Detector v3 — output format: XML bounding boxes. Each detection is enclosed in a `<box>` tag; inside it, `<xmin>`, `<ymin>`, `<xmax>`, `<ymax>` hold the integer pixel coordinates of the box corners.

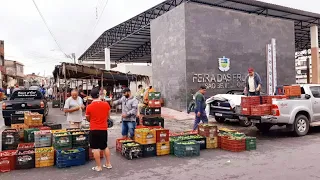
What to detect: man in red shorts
<box><xmin>86</xmin><ymin>88</ymin><xmax>112</xmax><ymax>172</ymax></box>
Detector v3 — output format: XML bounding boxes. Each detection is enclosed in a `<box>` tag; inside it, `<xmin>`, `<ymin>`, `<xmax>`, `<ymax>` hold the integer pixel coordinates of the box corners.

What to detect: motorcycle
<box><xmin>187</xmin><ymin>94</ymin><xmax>196</xmax><ymax>114</ymax></box>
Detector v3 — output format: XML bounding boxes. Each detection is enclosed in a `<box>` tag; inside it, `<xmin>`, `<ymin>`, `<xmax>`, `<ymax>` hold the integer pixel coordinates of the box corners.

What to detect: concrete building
<box><xmin>4</xmin><ymin>59</ymin><xmax>24</xmax><ymax>87</ymax></box>
<box><xmin>78</xmin><ymin>0</ymin><xmax>320</xmax><ymax>111</ymax></box>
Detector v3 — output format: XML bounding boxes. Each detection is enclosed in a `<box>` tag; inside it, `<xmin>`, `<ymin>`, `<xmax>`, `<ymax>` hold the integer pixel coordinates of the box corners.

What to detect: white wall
<box><xmin>111</xmin><ymin>63</ymin><xmax>152</xmax><ymax>94</ymax></box>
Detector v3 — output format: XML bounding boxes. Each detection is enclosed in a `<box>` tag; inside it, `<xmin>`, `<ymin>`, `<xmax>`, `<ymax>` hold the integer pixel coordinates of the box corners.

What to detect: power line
<box><xmin>31</xmin><ymin>0</ymin><xmax>71</xmax><ymax>59</ymax></box>
<box><xmin>78</xmin><ymin>0</ymin><xmax>109</xmax><ymax>55</ymax></box>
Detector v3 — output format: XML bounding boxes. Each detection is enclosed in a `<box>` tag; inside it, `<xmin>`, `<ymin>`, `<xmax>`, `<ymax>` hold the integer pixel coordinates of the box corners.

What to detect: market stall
<box><xmin>52</xmin><ymin>62</ymin><xmax>149</xmax><ymax>109</ymax></box>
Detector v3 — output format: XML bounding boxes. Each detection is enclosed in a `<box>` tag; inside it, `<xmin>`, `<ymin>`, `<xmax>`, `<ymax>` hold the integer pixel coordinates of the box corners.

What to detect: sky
<box><xmin>0</xmin><ymin>0</ymin><xmax>319</xmax><ymax>76</ymax></box>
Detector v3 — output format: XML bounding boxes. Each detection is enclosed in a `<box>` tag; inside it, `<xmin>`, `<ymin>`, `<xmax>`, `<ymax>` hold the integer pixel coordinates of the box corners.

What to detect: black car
<box><xmin>2</xmin><ymin>90</ymin><xmax>49</xmax><ymax>126</ymax></box>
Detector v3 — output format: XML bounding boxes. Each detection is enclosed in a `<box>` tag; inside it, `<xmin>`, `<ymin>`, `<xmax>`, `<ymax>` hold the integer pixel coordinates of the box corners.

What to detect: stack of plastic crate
<box><xmin>134</xmin><ymin>128</ymin><xmax>156</xmax><ymax>158</ymax></box>
<box><xmin>52</xmin><ymin>132</ymin><xmax>72</xmax><ymax>150</ymax></box>
<box><xmin>198</xmin><ymin>124</ymin><xmax>218</xmax><ymax>149</ymax></box>
<box><xmin>154</xmin><ymin>128</ymin><xmax>170</xmax><ymax>156</ymax></box>
<box><xmin>2</xmin><ymin>129</ymin><xmax>20</xmax><ymax>150</ymax></box>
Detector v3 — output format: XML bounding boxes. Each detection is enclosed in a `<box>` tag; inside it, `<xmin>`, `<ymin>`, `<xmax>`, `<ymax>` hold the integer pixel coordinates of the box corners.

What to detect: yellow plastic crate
<box><xmin>134</xmin><ymin>128</ymin><xmax>156</xmax><ymax>145</ymax></box>
<box><xmin>35</xmin><ymin>147</ymin><xmax>54</xmax><ymax>168</ymax></box>
<box><xmin>24</xmin><ymin>112</ymin><xmax>43</xmax><ymax>126</ymax></box>
<box><xmin>51</xmin><ymin>129</ymin><xmax>67</xmax><ymax>134</ymax></box>
<box><xmin>206</xmin><ymin>137</ymin><xmax>218</xmax><ymax>149</ymax></box>
<box><xmin>156</xmin><ymin>142</ymin><xmax>170</xmax><ymax>156</ymax></box>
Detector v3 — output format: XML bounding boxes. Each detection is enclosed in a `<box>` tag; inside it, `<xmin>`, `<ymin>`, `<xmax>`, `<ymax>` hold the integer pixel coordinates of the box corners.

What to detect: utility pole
<box><xmin>71</xmin><ymin>53</ymin><xmax>76</xmax><ymax>64</ymax></box>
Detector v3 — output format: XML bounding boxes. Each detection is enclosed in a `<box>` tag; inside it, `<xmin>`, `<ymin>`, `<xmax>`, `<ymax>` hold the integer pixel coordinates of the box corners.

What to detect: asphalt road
<box><xmin>1</xmin><ymin>105</ymin><xmax>320</xmax><ymax>180</ymax></box>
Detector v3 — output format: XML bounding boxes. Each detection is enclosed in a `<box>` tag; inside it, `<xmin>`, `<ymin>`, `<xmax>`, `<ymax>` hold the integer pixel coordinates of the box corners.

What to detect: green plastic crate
<box><xmin>174</xmin><ymin>140</ymin><xmax>200</xmax><ymax>157</ymax></box>
<box><xmin>53</xmin><ymin>132</ymin><xmax>72</xmax><ymax>150</ymax></box>
<box><xmin>148</xmin><ymin>92</ymin><xmax>161</xmax><ymax>100</ymax></box>
<box><xmin>245</xmin><ymin>137</ymin><xmax>256</xmax><ymax>151</ymax></box>
<box><xmin>24</xmin><ymin>128</ymin><xmax>40</xmax><ymax>143</ymax></box>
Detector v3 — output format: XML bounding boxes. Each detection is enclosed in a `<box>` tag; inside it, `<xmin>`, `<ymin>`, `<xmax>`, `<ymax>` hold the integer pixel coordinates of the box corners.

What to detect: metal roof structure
<box><xmin>78</xmin><ymin>0</ymin><xmax>320</xmax><ymax>62</ymax></box>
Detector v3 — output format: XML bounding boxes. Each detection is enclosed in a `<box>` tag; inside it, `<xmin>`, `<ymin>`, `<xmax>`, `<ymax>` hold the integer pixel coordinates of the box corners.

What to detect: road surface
<box><xmin>1</xmin><ymin>104</ymin><xmax>320</xmax><ymax>180</ymax></box>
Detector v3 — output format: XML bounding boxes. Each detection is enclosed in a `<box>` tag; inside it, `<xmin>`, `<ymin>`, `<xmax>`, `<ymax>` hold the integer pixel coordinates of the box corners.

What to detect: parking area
<box><xmin>1</xmin><ymin>105</ymin><xmax>320</xmax><ymax>180</ymax></box>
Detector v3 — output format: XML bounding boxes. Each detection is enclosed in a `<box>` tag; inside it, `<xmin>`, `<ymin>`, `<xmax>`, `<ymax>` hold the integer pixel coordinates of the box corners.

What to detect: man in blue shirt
<box><xmin>193</xmin><ymin>86</ymin><xmax>208</xmax><ymax>130</ymax></box>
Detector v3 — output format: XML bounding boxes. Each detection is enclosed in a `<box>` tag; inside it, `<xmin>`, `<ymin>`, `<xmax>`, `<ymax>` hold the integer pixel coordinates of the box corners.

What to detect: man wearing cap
<box><xmin>193</xmin><ymin>85</ymin><xmax>208</xmax><ymax>130</ymax></box>
<box><xmin>245</xmin><ymin>68</ymin><xmax>262</xmax><ymax>96</ymax></box>
<box><xmin>111</xmin><ymin>88</ymin><xmax>138</xmax><ymax>139</ymax></box>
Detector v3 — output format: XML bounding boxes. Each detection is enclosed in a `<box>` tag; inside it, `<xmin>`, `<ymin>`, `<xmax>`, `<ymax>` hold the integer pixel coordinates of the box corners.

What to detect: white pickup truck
<box><xmin>240</xmin><ymin>84</ymin><xmax>320</xmax><ymax>136</ymax></box>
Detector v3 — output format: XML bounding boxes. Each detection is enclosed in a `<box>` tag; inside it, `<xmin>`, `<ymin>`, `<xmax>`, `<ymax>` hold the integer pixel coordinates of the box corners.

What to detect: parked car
<box><xmin>2</xmin><ymin>90</ymin><xmax>49</xmax><ymax>126</ymax></box>
<box><xmin>240</xmin><ymin>84</ymin><xmax>320</xmax><ymax>136</ymax></box>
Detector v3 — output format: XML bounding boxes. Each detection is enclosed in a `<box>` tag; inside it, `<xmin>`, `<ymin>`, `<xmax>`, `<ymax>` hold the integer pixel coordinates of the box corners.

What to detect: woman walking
<box><xmin>64</xmin><ymin>89</ymin><xmax>84</xmax><ymax>128</ymax></box>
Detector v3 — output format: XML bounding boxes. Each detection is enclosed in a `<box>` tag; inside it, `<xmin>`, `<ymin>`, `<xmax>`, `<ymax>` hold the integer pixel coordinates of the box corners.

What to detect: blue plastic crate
<box><xmin>56</xmin><ymin>148</ymin><xmax>86</xmax><ymax>168</ymax></box>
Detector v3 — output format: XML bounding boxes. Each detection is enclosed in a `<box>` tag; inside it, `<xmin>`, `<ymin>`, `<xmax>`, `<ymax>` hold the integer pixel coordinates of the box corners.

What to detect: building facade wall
<box><xmin>185</xmin><ymin>2</ymin><xmax>295</xmax><ymax>99</ymax></box>
<box><xmin>151</xmin><ymin>4</ymin><xmax>187</xmax><ymax>110</ymax></box>
<box><xmin>151</xmin><ymin>2</ymin><xmax>295</xmax><ymax>111</ymax></box>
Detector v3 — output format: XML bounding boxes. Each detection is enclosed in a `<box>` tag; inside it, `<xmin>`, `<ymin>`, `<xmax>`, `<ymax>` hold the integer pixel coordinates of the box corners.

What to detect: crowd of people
<box><xmin>62</xmin><ymin>84</ymin><xmax>157</xmax><ymax>171</ymax></box>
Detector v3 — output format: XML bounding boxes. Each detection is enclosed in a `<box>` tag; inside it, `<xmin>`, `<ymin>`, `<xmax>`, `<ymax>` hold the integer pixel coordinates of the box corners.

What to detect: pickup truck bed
<box><xmin>2</xmin><ymin>90</ymin><xmax>48</xmax><ymax>126</ymax></box>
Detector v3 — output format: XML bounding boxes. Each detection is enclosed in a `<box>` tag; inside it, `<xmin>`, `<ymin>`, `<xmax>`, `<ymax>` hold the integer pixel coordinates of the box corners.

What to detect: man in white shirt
<box><xmin>48</xmin><ymin>87</ymin><xmax>53</xmax><ymax>99</ymax></box>
<box><xmin>245</xmin><ymin>68</ymin><xmax>262</xmax><ymax>96</ymax></box>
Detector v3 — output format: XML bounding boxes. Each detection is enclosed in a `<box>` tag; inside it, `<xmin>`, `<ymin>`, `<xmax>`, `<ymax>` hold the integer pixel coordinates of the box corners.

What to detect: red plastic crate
<box><xmin>0</xmin><ymin>150</ymin><xmax>17</xmax><ymax>172</ymax></box>
<box><xmin>221</xmin><ymin>137</ymin><xmax>245</xmax><ymax>152</ymax></box>
<box><xmin>148</xmin><ymin>100</ymin><xmax>161</xmax><ymax>108</ymax></box>
<box><xmin>251</xmin><ymin>104</ymin><xmax>271</xmax><ymax>116</ymax></box>
<box><xmin>38</xmin><ymin>126</ymin><xmax>51</xmax><ymax>130</ymax></box>
<box><xmin>284</xmin><ymin>86</ymin><xmax>301</xmax><ymax>97</ymax></box>
<box><xmin>241</xmin><ymin>96</ymin><xmax>260</xmax><ymax>106</ymax></box>
<box><xmin>241</xmin><ymin>105</ymin><xmax>251</xmax><ymax>115</ymax></box>
<box><xmin>198</xmin><ymin>124</ymin><xmax>218</xmax><ymax>137</ymax></box>
<box><xmin>17</xmin><ymin>143</ymin><xmax>35</xmax><ymax>151</ymax></box>
<box><xmin>155</xmin><ymin>129</ymin><xmax>169</xmax><ymax>143</ymax></box>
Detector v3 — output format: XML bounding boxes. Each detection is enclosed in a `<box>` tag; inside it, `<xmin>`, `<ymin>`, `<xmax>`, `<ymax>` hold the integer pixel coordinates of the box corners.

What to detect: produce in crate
<box><xmin>121</xmin><ymin>142</ymin><xmax>142</xmax><ymax>160</ymax></box>
<box><xmin>116</xmin><ymin>138</ymin><xmax>134</xmax><ymax>152</ymax></box>
<box><xmin>134</xmin><ymin>128</ymin><xmax>156</xmax><ymax>145</ymax></box>
<box><xmin>56</xmin><ymin>148</ymin><xmax>86</xmax><ymax>168</ymax></box>
<box><xmin>53</xmin><ymin>132</ymin><xmax>72</xmax><ymax>150</ymax></box>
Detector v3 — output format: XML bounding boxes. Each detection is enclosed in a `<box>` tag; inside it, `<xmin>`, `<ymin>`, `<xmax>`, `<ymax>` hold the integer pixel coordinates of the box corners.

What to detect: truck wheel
<box><xmin>255</xmin><ymin>124</ymin><xmax>273</xmax><ymax>133</ymax></box>
<box><xmin>215</xmin><ymin>117</ymin><xmax>225</xmax><ymax>123</ymax></box>
<box><xmin>293</xmin><ymin>115</ymin><xmax>309</xmax><ymax>136</ymax></box>
<box><xmin>239</xmin><ymin>119</ymin><xmax>252</xmax><ymax>127</ymax></box>
<box><xmin>4</xmin><ymin>118</ymin><xmax>11</xmax><ymax>126</ymax></box>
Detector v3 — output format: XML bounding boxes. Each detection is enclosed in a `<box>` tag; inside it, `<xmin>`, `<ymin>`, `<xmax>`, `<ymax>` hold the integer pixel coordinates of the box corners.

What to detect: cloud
<box><xmin>0</xmin><ymin>0</ymin><xmax>319</xmax><ymax>75</ymax></box>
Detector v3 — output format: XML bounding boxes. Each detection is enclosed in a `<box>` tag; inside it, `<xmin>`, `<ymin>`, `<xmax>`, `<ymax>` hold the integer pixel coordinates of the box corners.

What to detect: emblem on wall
<box><xmin>218</xmin><ymin>56</ymin><xmax>230</xmax><ymax>72</ymax></box>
